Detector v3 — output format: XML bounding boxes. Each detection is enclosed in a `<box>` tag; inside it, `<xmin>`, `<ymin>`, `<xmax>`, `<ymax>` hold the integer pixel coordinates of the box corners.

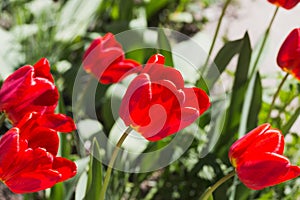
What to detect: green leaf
<box><xmin>282</xmin><ymin>106</ymin><xmax>300</xmax><ymax>134</ymax></box>
<box><xmin>85</xmin><ymin>138</ymin><xmax>103</xmax><ymax>200</ymax></box>
<box><xmin>49</xmin><ymin>183</ymin><xmax>65</xmax><ymax>200</ymax></box>
<box><xmin>158</xmin><ymin>28</ymin><xmax>174</xmax><ymax>67</ymax></box>
<box><xmin>118</xmin><ymin>0</ymin><xmax>134</xmax><ymax>21</ymax></box>
<box><xmin>214</xmin><ymin>32</ymin><xmax>252</xmax><ymax>156</ymax></box>
<box><xmin>238</xmin><ymin>72</ymin><xmax>262</xmax><ymax>138</ymax></box>
<box><xmin>246</xmin><ymin>72</ymin><xmax>262</xmax><ymax>131</ymax></box>
<box><xmin>204</xmin><ymin>38</ymin><xmax>243</xmax><ymax>88</ymax></box>
<box><xmin>146</xmin><ymin>0</ymin><xmax>170</xmax><ymax>19</ymax></box>
<box><xmin>224</xmin><ymin>32</ymin><xmax>252</xmax><ymax>132</ymax></box>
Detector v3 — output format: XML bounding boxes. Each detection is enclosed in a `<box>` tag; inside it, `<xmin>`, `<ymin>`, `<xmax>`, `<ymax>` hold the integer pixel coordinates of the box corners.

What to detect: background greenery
<box><xmin>0</xmin><ymin>0</ymin><xmax>299</xmax><ymax>199</ymax></box>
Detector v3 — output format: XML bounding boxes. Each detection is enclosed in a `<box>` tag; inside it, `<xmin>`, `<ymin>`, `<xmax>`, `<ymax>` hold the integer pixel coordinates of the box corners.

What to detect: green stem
<box><xmin>0</xmin><ymin>113</ymin><xmax>5</xmax><ymax>127</ymax></box>
<box><xmin>202</xmin><ymin>0</ymin><xmax>232</xmax><ymax>74</ymax></box>
<box><xmin>99</xmin><ymin>126</ymin><xmax>132</xmax><ymax>200</ymax></box>
<box><xmin>249</xmin><ymin>6</ymin><xmax>279</xmax><ymax>79</ymax></box>
<box><xmin>200</xmin><ymin>171</ymin><xmax>236</xmax><ymax>200</ymax></box>
<box><xmin>265</xmin><ymin>72</ymin><xmax>289</xmax><ymax>122</ymax></box>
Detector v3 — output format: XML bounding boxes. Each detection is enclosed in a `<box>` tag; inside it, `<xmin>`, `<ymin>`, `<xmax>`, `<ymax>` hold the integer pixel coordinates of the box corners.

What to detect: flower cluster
<box><xmin>0</xmin><ymin>59</ymin><xmax>77</xmax><ymax>194</ymax></box>
<box><xmin>83</xmin><ymin>33</ymin><xmax>210</xmax><ymax>142</ymax></box>
<box><xmin>83</xmin><ymin>8</ymin><xmax>300</xmax><ymax>194</ymax></box>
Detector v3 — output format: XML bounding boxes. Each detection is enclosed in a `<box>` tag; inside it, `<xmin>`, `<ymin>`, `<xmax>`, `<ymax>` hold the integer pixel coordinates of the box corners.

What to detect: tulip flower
<box><xmin>119</xmin><ymin>54</ymin><xmax>210</xmax><ymax>141</ymax></box>
<box><xmin>267</xmin><ymin>0</ymin><xmax>300</xmax><ymax>9</ymax></box>
<box><xmin>229</xmin><ymin>124</ymin><xmax>300</xmax><ymax>190</ymax></box>
<box><xmin>17</xmin><ymin>112</ymin><xmax>76</xmax><ymax>133</ymax></box>
<box><xmin>0</xmin><ymin>58</ymin><xmax>59</xmax><ymax>124</ymax></box>
<box><xmin>0</xmin><ymin>128</ymin><xmax>77</xmax><ymax>194</ymax></box>
<box><xmin>15</xmin><ymin>112</ymin><xmax>76</xmax><ymax>156</ymax></box>
<box><xmin>277</xmin><ymin>28</ymin><xmax>300</xmax><ymax>80</ymax></box>
<box><xmin>83</xmin><ymin>33</ymin><xmax>141</xmax><ymax>84</ymax></box>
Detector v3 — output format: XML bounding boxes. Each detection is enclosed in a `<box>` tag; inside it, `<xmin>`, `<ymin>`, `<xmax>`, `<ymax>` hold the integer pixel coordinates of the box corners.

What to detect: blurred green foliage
<box><xmin>0</xmin><ymin>0</ymin><xmax>299</xmax><ymax>200</ymax></box>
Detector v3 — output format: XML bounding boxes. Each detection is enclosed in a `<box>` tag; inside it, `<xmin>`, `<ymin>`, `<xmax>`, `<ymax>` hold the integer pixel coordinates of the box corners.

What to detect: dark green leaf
<box><xmin>146</xmin><ymin>0</ymin><xmax>170</xmax><ymax>19</ymax></box>
<box><xmin>119</xmin><ymin>0</ymin><xmax>134</xmax><ymax>21</ymax></box>
<box><xmin>204</xmin><ymin>38</ymin><xmax>243</xmax><ymax>88</ymax></box>
<box><xmin>238</xmin><ymin>72</ymin><xmax>262</xmax><ymax>138</ymax></box>
<box><xmin>246</xmin><ymin>72</ymin><xmax>262</xmax><ymax>131</ymax></box>
<box><xmin>214</xmin><ymin>32</ymin><xmax>252</xmax><ymax>157</ymax></box>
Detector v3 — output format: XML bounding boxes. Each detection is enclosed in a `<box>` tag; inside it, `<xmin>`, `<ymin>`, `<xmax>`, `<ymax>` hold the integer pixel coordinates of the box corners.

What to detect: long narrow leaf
<box><xmin>205</xmin><ymin>38</ymin><xmax>243</xmax><ymax>88</ymax></box>
<box><xmin>238</xmin><ymin>72</ymin><xmax>262</xmax><ymax>138</ymax></box>
<box><xmin>214</xmin><ymin>32</ymin><xmax>252</xmax><ymax>156</ymax></box>
<box><xmin>282</xmin><ymin>106</ymin><xmax>300</xmax><ymax>134</ymax></box>
<box><xmin>85</xmin><ymin>138</ymin><xmax>103</xmax><ymax>200</ymax></box>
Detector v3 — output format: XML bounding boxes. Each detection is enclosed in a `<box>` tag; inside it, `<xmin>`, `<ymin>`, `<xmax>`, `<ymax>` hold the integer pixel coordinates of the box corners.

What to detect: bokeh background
<box><xmin>0</xmin><ymin>0</ymin><xmax>300</xmax><ymax>199</ymax></box>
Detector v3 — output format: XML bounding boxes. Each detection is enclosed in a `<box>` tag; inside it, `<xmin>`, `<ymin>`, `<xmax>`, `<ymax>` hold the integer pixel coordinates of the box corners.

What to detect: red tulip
<box><xmin>0</xmin><ymin>128</ymin><xmax>76</xmax><ymax>194</ymax></box>
<box><xmin>229</xmin><ymin>124</ymin><xmax>300</xmax><ymax>190</ymax></box>
<box><xmin>0</xmin><ymin>58</ymin><xmax>59</xmax><ymax>124</ymax></box>
<box><xmin>15</xmin><ymin>112</ymin><xmax>76</xmax><ymax>155</ymax></box>
<box><xmin>83</xmin><ymin>33</ymin><xmax>141</xmax><ymax>84</ymax></box>
<box><xmin>18</xmin><ymin>112</ymin><xmax>76</xmax><ymax>133</ymax></box>
<box><xmin>267</xmin><ymin>0</ymin><xmax>300</xmax><ymax>9</ymax></box>
<box><xmin>277</xmin><ymin>28</ymin><xmax>300</xmax><ymax>80</ymax></box>
<box><xmin>119</xmin><ymin>54</ymin><xmax>210</xmax><ymax>141</ymax></box>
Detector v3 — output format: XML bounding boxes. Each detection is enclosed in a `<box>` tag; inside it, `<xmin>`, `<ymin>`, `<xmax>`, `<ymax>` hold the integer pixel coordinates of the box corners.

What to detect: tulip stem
<box><xmin>249</xmin><ymin>6</ymin><xmax>279</xmax><ymax>79</ymax></box>
<box><xmin>99</xmin><ymin>126</ymin><xmax>132</xmax><ymax>200</ymax></box>
<box><xmin>266</xmin><ymin>72</ymin><xmax>289</xmax><ymax>122</ymax></box>
<box><xmin>201</xmin><ymin>0</ymin><xmax>232</xmax><ymax>74</ymax></box>
<box><xmin>199</xmin><ymin>170</ymin><xmax>236</xmax><ymax>200</ymax></box>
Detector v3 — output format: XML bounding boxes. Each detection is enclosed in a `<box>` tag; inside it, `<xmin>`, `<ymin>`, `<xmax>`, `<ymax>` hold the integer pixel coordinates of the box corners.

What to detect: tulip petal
<box><xmin>142</xmin><ymin>64</ymin><xmax>185</xmax><ymax>90</ymax></box>
<box><xmin>236</xmin><ymin>152</ymin><xmax>300</xmax><ymax>190</ymax></box>
<box><xmin>53</xmin><ymin>157</ymin><xmax>77</xmax><ymax>182</ymax></box>
<box><xmin>0</xmin><ymin>129</ymin><xmax>19</xmax><ymax>177</ymax></box>
<box><xmin>248</xmin><ymin>129</ymin><xmax>284</xmax><ymax>155</ymax></box>
<box><xmin>120</xmin><ymin>74</ymin><xmax>152</xmax><ymax>127</ymax></box>
<box><xmin>5</xmin><ymin>170</ymin><xmax>61</xmax><ymax>194</ymax></box>
<box><xmin>21</xmin><ymin>127</ymin><xmax>59</xmax><ymax>155</ymax></box>
<box><xmin>0</xmin><ymin>62</ymin><xmax>59</xmax><ymax>124</ymax></box>
<box><xmin>100</xmin><ymin>59</ymin><xmax>141</xmax><ymax>84</ymax></box>
<box><xmin>146</xmin><ymin>54</ymin><xmax>165</xmax><ymax>64</ymax></box>
<box><xmin>37</xmin><ymin>113</ymin><xmax>76</xmax><ymax>132</ymax></box>
<box><xmin>33</xmin><ymin>58</ymin><xmax>54</xmax><ymax>83</ymax></box>
<box><xmin>278</xmin><ymin>165</ymin><xmax>300</xmax><ymax>184</ymax></box>
<box><xmin>183</xmin><ymin>88</ymin><xmax>210</xmax><ymax>114</ymax></box>
<box><xmin>229</xmin><ymin>124</ymin><xmax>270</xmax><ymax>162</ymax></box>
<box><xmin>83</xmin><ymin>33</ymin><xmax>122</xmax><ymax>60</ymax></box>
<box><xmin>83</xmin><ymin>33</ymin><xmax>141</xmax><ymax>84</ymax></box>
<box><xmin>267</xmin><ymin>0</ymin><xmax>300</xmax><ymax>9</ymax></box>
<box><xmin>277</xmin><ymin>28</ymin><xmax>300</xmax><ymax>80</ymax></box>
<box><xmin>0</xmin><ymin>66</ymin><xmax>32</xmax><ymax>106</ymax></box>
